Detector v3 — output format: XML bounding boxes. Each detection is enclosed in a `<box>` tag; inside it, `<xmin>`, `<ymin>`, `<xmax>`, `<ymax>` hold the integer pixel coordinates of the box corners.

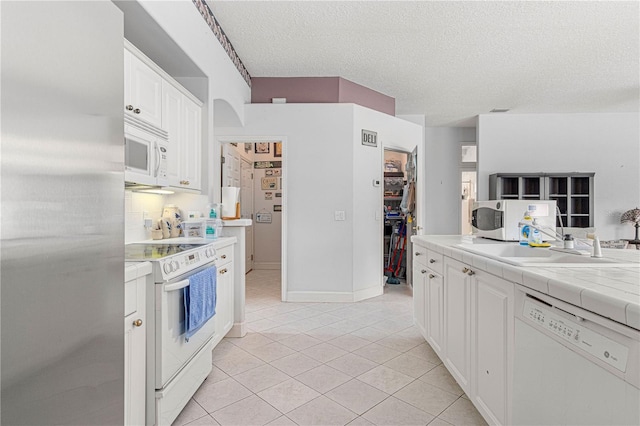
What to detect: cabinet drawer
<box><xmin>425</xmin><ymin>249</ymin><xmax>444</xmax><ymax>274</ymax></box>
<box><xmin>215</xmin><ymin>245</ymin><xmax>233</xmax><ymax>267</ymax></box>
<box><xmin>414</xmin><ymin>246</ymin><xmax>429</xmax><ymax>266</ymax></box>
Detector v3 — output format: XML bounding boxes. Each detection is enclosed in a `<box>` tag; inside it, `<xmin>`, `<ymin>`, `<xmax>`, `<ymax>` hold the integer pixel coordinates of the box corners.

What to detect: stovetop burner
<box><xmin>124</xmin><ymin>243</ymin><xmax>208</xmax><ymax>260</ymax></box>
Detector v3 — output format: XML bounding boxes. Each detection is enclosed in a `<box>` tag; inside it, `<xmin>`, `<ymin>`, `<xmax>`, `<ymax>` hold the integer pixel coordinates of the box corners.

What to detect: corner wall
<box><xmin>477</xmin><ymin>113</ymin><xmax>640</xmax><ymax>239</ymax></box>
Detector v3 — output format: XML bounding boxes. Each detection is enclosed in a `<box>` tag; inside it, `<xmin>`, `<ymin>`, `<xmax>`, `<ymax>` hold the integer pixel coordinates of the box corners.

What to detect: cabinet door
<box><xmin>413</xmin><ymin>263</ymin><xmax>427</xmax><ymax>337</ymax></box>
<box><xmin>443</xmin><ymin>257</ymin><xmax>471</xmax><ymax>392</ymax></box>
<box><xmin>216</xmin><ymin>263</ymin><xmax>234</xmax><ymax>337</ymax></box>
<box><xmin>128</xmin><ymin>53</ymin><xmax>162</xmax><ymax>127</ymax></box>
<box><xmin>124</xmin><ymin>277</ymin><xmax>146</xmax><ymax>426</ymax></box>
<box><xmin>426</xmin><ymin>271</ymin><xmax>444</xmax><ymax>356</ymax></box>
<box><xmin>180</xmin><ymin>96</ymin><xmax>202</xmax><ymax>190</ymax></box>
<box><xmin>472</xmin><ymin>272</ymin><xmax>513</xmax><ymax>426</ymax></box>
<box><xmin>162</xmin><ymin>81</ymin><xmax>182</xmax><ymax>187</ymax></box>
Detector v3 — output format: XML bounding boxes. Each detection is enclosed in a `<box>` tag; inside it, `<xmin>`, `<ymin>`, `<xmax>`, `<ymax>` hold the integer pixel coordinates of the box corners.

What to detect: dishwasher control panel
<box><xmin>524</xmin><ymin>299</ymin><xmax>629</xmax><ymax>372</ymax></box>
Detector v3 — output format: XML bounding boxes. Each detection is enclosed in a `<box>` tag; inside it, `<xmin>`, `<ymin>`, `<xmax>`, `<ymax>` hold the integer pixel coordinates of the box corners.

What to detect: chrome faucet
<box><xmin>517</xmin><ymin>219</ymin><xmax>602</xmax><ymax>258</ymax></box>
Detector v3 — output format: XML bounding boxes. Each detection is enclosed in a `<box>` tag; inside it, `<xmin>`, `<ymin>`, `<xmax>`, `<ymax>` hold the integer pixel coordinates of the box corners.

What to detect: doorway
<box><xmin>221</xmin><ymin>138</ymin><xmax>287</xmax><ymax>300</ymax></box>
<box><xmin>383</xmin><ymin>148</ymin><xmax>416</xmax><ymax>287</ymax></box>
<box><xmin>460</xmin><ymin>143</ymin><xmax>477</xmax><ymax>235</ymax></box>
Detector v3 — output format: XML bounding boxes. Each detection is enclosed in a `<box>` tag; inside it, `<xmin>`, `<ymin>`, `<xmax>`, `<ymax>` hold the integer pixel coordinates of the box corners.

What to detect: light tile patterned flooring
<box><xmin>173</xmin><ymin>270</ymin><xmax>487</xmax><ymax>426</ymax></box>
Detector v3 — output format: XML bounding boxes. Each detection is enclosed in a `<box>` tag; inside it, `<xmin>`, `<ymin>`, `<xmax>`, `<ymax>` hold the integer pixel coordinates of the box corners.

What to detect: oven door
<box><xmin>155</xmin><ymin>262</ymin><xmax>218</xmax><ymax>388</ymax></box>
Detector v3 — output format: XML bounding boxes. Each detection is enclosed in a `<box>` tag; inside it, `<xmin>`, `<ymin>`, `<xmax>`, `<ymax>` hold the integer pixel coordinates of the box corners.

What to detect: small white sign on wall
<box><xmin>256</xmin><ymin>212</ymin><xmax>272</xmax><ymax>223</ymax></box>
<box><xmin>362</xmin><ymin>129</ymin><xmax>377</xmax><ymax>147</ymax></box>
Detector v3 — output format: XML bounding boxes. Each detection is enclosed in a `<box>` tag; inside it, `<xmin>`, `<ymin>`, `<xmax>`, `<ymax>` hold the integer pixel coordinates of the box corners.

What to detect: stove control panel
<box><xmin>157</xmin><ymin>245</ymin><xmax>216</xmax><ymax>281</ymax></box>
<box><xmin>523</xmin><ymin>299</ymin><xmax>629</xmax><ymax>372</ymax></box>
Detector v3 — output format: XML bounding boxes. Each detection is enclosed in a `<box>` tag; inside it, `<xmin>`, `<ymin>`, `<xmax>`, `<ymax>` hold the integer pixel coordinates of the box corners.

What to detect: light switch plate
<box><xmin>334</xmin><ymin>210</ymin><xmax>346</xmax><ymax>221</ymax></box>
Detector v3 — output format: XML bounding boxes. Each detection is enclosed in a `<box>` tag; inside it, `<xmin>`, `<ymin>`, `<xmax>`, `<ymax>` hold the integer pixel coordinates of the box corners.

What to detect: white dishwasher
<box><xmin>513</xmin><ymin>285</ymin><xmax>640</xmax><ymax>426</ymax></box>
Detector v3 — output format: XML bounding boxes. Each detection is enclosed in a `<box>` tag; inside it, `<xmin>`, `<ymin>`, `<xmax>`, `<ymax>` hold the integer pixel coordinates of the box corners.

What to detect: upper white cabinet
<box><xmin>124</xmin><ymin>49</ymin><xmax>162</xmax><ymax>128</ymax></box>
<box><xmin>161</xmin><ymin>82</ymin><xmax>202</xmax><ymax>190</ymax></box>
<box><xmin>126</xmin><ymin>41</ymin><xmax>203</xmax><ymax>192</ymax></box>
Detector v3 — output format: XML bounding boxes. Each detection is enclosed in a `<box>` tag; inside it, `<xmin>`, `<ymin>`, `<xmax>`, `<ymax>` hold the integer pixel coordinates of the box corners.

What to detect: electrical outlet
<box><xmin>334</xmin><ymin>211</ymin><xmax>346</xmax><ymax>221</ymax></box>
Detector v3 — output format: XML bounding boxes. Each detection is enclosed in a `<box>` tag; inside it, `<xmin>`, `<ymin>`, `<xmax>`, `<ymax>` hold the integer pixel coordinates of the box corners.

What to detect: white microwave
<box><xmin>472</xmin><ymin>200</ymin><xmax>557</xmax><ymax>241</ymax></box>
<box><xmin>124</xmin><ymin>117</ymin><xmax>169</xmax><ymax>187</ymax></box>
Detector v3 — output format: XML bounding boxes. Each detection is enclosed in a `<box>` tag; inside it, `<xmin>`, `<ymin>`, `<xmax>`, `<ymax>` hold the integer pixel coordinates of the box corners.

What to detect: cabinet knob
<box><xmin>133</xmin><ymin>319</ymin><xmax>143</xmax><ymax>327</ymax></box>
<box><xmin>428</xmin><ymin>274</ymin><xmax>435</xmax><ymax>279</ymax></box>
<box><xmin>415</xmin><ymin>252</ymin><xmax>423</xmax><ymax>256</ymax></box>
<box><xmin>467</xmin><ymin>270</ymin><xmax>475</xmax><ymax>276</ymax></box>
<box><xmin>133</xmin><ymin>108</ymin><xmax>141</xmax><ymax>114</ymax></box>
<box><xmin>180</xmin><ymin>180</ymin><xmax>190</xmax><ymax>185</ymax></box>
<box><xmin>221</xmin><ymin>254</ymin><xmax>227</xmax><ymax>259</ymax></box>
<box><xmin>421</xmin><ymin>269</ymin><xmax>427</xmax><ymax>274</ymax></box>
<box><xmin>125</xmin><ymin>105</ymin><xmax>133</xmax><ymax>111</ymax></box>
<box><xmin>429</xmin><ymin>258</ymin><xmax>436</xmax><ymax>264</ymax></box>
<box><xmin>462</xmin><ymin>267</ymin><xmax>470</xmax><ymax>273</ymax></box>
<box><xmin>219</xmin><ymin>268</ymin><xmax>228</xmax><ymax>274</ymax></box>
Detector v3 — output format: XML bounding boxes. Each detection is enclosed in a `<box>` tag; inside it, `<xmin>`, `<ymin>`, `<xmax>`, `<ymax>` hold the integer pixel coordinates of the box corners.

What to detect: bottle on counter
<box><xmin>519</xmin><ymin>211</ymin><xmax>532</xmax><ymax>246</ymax></box>
<box><xmin>529</xmin><ymin>218</ymin><xmax>543</xmax><ymax>245</ymax></box>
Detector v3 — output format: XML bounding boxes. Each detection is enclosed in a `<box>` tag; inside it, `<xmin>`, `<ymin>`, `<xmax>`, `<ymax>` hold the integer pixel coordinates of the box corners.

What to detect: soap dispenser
<box><xmin>529</xmin><ymin>218</ymin><xmax>542</xmax><ymax>245</ymax></box>
<box><xmin>519</xmin><ymin>211</ymin><xmax>532</xmax><ymax>246</ymax></box>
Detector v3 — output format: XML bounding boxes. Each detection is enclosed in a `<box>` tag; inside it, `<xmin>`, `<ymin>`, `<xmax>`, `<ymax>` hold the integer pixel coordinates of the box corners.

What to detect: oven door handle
<box><xmin>164</xmin><ymin>278</ymin><xmax>190</xmax><ymax>292</ymax></box>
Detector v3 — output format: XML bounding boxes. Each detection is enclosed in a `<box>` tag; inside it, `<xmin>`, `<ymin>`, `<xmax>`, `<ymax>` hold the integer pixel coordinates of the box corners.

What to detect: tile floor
<box><xmin>173</xmin><ymin>270</ymin><xmax>487</xmax><ymax>426</ymax></box>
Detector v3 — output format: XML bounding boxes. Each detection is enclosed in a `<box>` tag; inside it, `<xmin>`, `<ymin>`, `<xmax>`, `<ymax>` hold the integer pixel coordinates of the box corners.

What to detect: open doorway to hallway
<box><xmin>460</xmin><ymin>144</ymin><xmax>477</xmax><ymax>235</ymax></box>
<box><xmin>221</xmin><ymin>140</ymin><xmax>286</xmax><ymax>299</ymax></box>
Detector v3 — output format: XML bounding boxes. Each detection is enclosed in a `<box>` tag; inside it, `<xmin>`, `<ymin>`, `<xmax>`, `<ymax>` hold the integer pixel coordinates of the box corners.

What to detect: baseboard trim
<box><xmin>286</xmin><ymin>286</ymin><xmax>383</xmax><ymax>303</ymax></box>
<box><xmin>353</xmin><ymin>285</ymin><xmax>383</xmax><ymax>302</ymax></box>
<box><xmin>253</xmin><ymin>262</ymin><xmax>281</xmax><ymax>270</ymax></box>
<box><xmin>226</xmin><ymin>322</ymin><xmax>246</xmax><ymax>338</ymax></box>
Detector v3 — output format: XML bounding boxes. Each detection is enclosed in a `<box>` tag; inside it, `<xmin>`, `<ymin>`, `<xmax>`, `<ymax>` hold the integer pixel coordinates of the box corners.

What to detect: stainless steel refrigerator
<box><xmin>1</xmin><ymin>1</ymin><xmax>125</xmax><ymax>424</ymax></box>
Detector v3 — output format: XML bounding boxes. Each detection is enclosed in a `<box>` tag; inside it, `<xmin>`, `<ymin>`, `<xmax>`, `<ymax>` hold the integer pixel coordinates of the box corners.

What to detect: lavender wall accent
<box><xmin>251</xmin><ymin>77</ymin><xmax>396</xmax><ymax>116</ymax></box>
<box><xmin>338</xmin><ymin>78</ymin><xmax>395</xmax><ymax>116</ymax></box>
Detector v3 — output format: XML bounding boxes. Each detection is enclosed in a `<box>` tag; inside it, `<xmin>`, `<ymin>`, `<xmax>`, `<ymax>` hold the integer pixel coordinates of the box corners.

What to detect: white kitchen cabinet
<box><xmin>425</xmin><ymin>270</ymin><xmax>444</xmax><ymax>356</ymax></box>
<box><xmin>443</xmin><ymin>257</ymin><xmax>472</xmax><ymax>393</ymax></box>
<box><xmin>124</xmin><ymin>264</ymin><xmax>150</xmax><ymax>426</ymax></box>
<box><xmin>161</xmin><ymin>81</ymin><xmax>202</xmax><ymax>191</ymax></box>
<box><xmin>124</xmin><ymin>49</ymin><xmax>162</xmax><ymax>128</ymax></box>
<box><xmin>215</xmin><ymin>245</ymin><xmax>234</xmax><ymax>338</ymax></box>
<box><xmin>471</xmin><ymin>271</ymin><xmax>514</xmax><ymax>426</ymax></box>
<box><xmin>180</xmin><ymin>96</ymin><xmax>202</xmax><ymax>191</ymax></box>
<box><xmin>412</xmin><ymin>247</ymin><xmax>427</xmax><ymax>336</ymax></box>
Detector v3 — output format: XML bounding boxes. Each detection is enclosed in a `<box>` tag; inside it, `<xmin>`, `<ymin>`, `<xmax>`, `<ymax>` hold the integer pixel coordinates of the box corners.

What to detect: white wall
<box><xmin>353</xmin><ymin>107</ymin><xmax>423</xmax><ymax>297</ymax></box>
<box><xmin>218</xmin><ymin>104</ymin><xmax>422</xmax><ymax>301</ymax></box>
<box><xmin>424</xmin><ymin>127</ymin><xmax>476</xmax><ymax>235</ymax></box>
<box><xmin>477</xmin><ymin>113</ymin><xmax>640</xmax><ymax>240</ymax></box>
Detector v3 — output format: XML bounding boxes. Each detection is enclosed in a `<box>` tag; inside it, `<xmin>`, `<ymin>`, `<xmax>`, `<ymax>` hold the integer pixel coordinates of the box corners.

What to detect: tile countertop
<box><xmin>412</xmin><ymin>235</ymin><xmax>640</xmax><ymax>330</ymax></box>
<box><xmin>125</xmin><ymin>261</ymin><xmax>152</xmax><ymax>282</ymax></box>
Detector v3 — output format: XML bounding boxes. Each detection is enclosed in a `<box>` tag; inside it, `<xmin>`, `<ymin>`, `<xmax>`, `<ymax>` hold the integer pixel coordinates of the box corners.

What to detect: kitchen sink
<box><xmin>455</xmin><ymin>243</ymin><xmax>640</xmax><ymax>267</ymax></box>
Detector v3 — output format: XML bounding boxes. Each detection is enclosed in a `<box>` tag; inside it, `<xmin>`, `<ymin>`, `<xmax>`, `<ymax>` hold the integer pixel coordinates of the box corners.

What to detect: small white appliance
<box><xmin>125</xmin><ymin>241</ymin><xmax>218</xmax><ymax>426</ymax></box>
<box><xmin>512</xmin><ymin>286</ymin><xmax>639</xmax><ymax>425</ymax></box>
<box><xmin>471</xmin><ymin>199</ymin><xmax>557</xmax><ymax>241</ymax></box>
<box><xmin>124</xmin><ymin>115</ymin><xmax>169</xmax><ymax>187</ymax></box>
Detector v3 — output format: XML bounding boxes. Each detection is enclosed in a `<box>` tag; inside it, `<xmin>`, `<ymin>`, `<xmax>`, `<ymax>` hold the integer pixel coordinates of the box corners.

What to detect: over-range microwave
<box><xmin>472</xmin><ymin>199</ymin><xmax>557</xmax><ymax>241</ymax></box>
<box><xmin>124</xmin><ymin>116</ymin><xmax>169</xmax><ymax>187</ymax></box>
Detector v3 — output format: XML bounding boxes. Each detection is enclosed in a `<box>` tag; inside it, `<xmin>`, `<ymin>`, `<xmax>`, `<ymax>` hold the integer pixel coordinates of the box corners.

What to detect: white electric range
<box><xmin>125</xmin><ymin>238</ymin><xmax>220</xmax><ymax>426</ymax></box>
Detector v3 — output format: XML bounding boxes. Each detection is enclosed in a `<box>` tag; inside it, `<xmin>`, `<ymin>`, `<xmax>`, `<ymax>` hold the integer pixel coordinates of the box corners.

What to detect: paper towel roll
<box><xmin>221</xmin><ymin>187</ymin><xmax>241</xmax><ymax>219</ymax></box>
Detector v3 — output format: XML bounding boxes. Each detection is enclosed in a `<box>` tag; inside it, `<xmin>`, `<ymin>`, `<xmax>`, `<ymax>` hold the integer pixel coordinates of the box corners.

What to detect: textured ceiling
<box><xmin>210</xmin><ymin>1</ymin><xmax>639</xmax><ymax>126</ymax></box>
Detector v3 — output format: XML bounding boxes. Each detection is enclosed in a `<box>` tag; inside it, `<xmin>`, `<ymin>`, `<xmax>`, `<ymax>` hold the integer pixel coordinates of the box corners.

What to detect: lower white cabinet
<box><xmin>413</xmin><ymin>262</ymin><xmax>427</xmax><ymax>335</ymax></box>
<box><xmin>414</xmin><ymin>244</ymin><xmax>515</xmax><ymax>426</ymax></box>
<box><xmin>124</xmin><ymin>266</ymin><xmax>149</xmax><ymax>426</ymax></box>
<box><xmin>425</xmin><ymin>270</ymin><xmax>444</xmax><ymax>356</ymax></box>
<box><xmin>215</xmin><ymin>246</ymin><xmax>234</xmax><ymax>338</ymax></box>
<box><xmin>443</xmin><ymin>257</ymin><xmax>472</xmax><ymax>393</ymax></box>
<box><xmin>471</xmin><ymin>271</ymin><xmax>514</xmax><ymax>425</ymax></box>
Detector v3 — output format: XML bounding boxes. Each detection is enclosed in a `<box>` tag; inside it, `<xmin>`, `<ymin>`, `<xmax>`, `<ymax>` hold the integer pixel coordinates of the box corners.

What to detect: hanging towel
<box><xmin>183</xmin><ymin>266</ymin><xmax>217</xmax><ymax>341</ymax></box>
